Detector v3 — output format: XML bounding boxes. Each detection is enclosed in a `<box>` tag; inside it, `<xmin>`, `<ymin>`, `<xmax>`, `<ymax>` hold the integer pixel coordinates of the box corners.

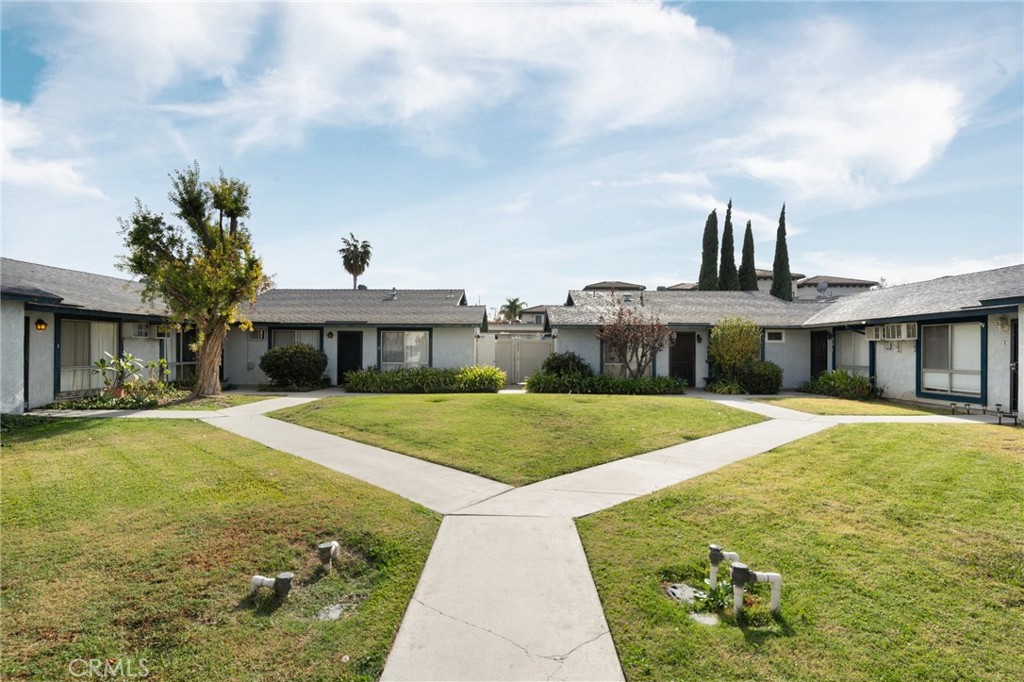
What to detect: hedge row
<box><xmin>524</xmin><ymin>372</ymin><xmax>687</xmax><ymax>395</ymax></box>
<box><xmin>345</xmin><ymin>366</ymin><xmax>506</xmax><ymax>393</ymax></box>
<box><xmin>800</xmin><ymin>369</ymin><xmax>878</xmax><ymax>400</ymax></box>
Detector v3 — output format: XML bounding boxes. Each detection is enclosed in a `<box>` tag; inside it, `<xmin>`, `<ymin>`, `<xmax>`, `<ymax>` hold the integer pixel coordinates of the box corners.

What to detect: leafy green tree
<box><xmin>118</xmin><ymin>162</ymin><xmax>271</xmax><ymax>398</ymax></box>
<box><xmin>500</xmin><ymin>297</ymin><xmax>527</xmax><ymax>322</ymax></box>
<box><xmin>339</xmin><ymin>233</ymin><xmax>372</xmax><ymax>289</ymax></box>
<box><xmin>596</xmin><ymin>306</ymin><xmax>672</xmax><ymax>379</ymax></box>
<box><xmin>738</xmin><ymin>220</ymin><xmax>758</xmax><ymax>291</ymax></box>
<box><xmin>718</xmin><ymin>200</ymin><xmax>740</xmax><ymax>290</ymax></box>
<box><xmin>698</xmin><ymin>209</ymin><xmax>719</xmax><ymax>290</ymax></box>
<box><xmin>708</xmin><ymin>317</ymin><xmax>762</xmax><ymax>380</ymax></box>
<box><xmin>770</xmin><ymin>204</ymin><xmax>793</xmax><ymax>301</ymax></box>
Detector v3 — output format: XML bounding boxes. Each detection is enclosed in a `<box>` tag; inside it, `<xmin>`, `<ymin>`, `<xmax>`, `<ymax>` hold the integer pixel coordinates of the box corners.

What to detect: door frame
<box><xmin>336</xmin><ymin>331</ymin><xmax>363</xmax><ymax>384</ymax></box>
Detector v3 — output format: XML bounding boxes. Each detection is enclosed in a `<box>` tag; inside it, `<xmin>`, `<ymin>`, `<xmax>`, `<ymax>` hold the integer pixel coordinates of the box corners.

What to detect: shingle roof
<box><xmin>756</xmin><ymin>268</ymin><xmax>805</xmax><ymax>280</ymax></box>
<box><xmin>246</xmin><ymin>288</ymin><xmax>486</xmax><ymax>326</ymax></box>
<box><xmin>521</xmin><ymin>305</ymin><xmax>548</xmax><ymax>314</ymax></box>
<box><xmin>548</xmin><ymin>290</ymin><xmax>830</xmax><ymax>328</ymax></box>
<box><xmin>803</xmin><ymin>264</ymin><xmax>1024</xmax><ymax>326</ymax></box>
<box><xmin>658</xmin><ymin>282</ymin><xmax>698</xmax><ymax>291</ymax></box>
<box><xmin>1</xmin><ymin>258</ymin><xmax>168</xmax><ymax>317</ymax></box>
<box><xmin>582</xmin><ymin>280</ymin><xmax>646</xmax><ymax>291</ymax></box>
<box><xmin>797</xmin><ymin>275</ymin><xmax>878</xmax><ymax>288</ymax></box>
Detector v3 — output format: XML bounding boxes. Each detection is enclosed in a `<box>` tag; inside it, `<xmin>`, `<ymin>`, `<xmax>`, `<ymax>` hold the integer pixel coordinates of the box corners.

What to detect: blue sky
<box><xmin>2</xmin><ymin>1</ymin><xmax>1021</xmax><ymax>314</ymax></box>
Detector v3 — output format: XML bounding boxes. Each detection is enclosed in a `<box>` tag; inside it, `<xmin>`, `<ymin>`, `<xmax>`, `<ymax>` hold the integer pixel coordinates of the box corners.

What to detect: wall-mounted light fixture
<box><xmin>669</xmin><ymin>332</ymin><xmax>678</xmax><ymax>343</ymax></box>
<box><xmin>696</xmin><ymin>333</ymin><xmax>703</xmax><ymax>344</ymax></box>
<box><xmin>35</xmin><ymin>319</ymin><xmax>47</xmax><ymax>332</ymax></box>
<box><xmin>326</xmin><ymin>331</ymin><xmax>334</xmax><ymax>339</ymax></box>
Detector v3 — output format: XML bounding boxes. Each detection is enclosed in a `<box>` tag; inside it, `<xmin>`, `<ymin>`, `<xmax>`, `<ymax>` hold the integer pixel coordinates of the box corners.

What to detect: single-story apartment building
<box><xmin>2</xmin><ymin>257</ymin><xmax>1020</xmax><ymax>414</ymax></box>
<box><xmin>1</xmin><ymin>258</ymin><xmax>488</xmax><ymax>413</ymax></box>
<box><xmin>1</xmin><ymin>258</ymin><xmax>178</xmax><ymax>412</ymax></box>
<box><xmin>546</xmin><ymin>264</ymin><xmax>1022</xmax><ymax>411</ymax></box>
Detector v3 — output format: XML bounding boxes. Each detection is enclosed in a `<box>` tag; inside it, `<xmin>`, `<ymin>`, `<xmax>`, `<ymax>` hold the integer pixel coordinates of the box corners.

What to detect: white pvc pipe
<box><xmin>733</xmin><ymin>585</ymin><xmax>745</xmax><ymax>616</ymax></box>
<box><xmin>319</xmin><ymin>540</ymin><xmax>341</xmax><ymax>571</ymax></box>
<box><xmin>753</xmin><ymin>571</ymin><xmax>783</xmax><ymax>612</ymax></box>
<box><xmin>709</xmin><ymin>565</ymin><xmax>719</xmax><ymax>590</ymax></box>
<box><xmin>723</xmin><ymin>551</ymin><xmax>740</xmax><ymax>563</ymax></box>
<box><xmin>249</xmin><ymin>575</ymin><xmax>275</xmax><ymax>597</ymax></box>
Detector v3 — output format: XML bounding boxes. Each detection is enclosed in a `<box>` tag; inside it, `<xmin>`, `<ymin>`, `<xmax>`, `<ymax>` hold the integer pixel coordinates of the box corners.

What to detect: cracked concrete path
<box><xmin>381</xmin><ymin>516</ymin><xmax>622</xmax><ymax>682</ymax></box>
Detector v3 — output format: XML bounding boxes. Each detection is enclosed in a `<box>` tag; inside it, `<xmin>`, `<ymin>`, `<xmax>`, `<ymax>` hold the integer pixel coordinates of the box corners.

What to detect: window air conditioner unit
<box><xmin>866</xmin><ymin>326</ymin><xmax>882</xmax><ymax>341</ymax></box>
<box><xmin>151</xmin><ymin>326</ymin><xmax>171</xmax><ymax>339</ymax></box>
<box><xmin>882</xmin><ymin>323</ymin><xmax>918</xmax><ymax>341</ymax></box>
<box><xmin>129</xmin><ymin>323</ymin><xmax>150</xmax><ymax>338</ymax></box>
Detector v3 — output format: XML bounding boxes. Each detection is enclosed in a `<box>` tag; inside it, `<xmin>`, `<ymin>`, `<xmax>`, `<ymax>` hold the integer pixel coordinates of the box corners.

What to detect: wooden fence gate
<box><xmin>494</xmin><ymin>338</ymin><xmax>553</xmax><ymax>384</ymax></box>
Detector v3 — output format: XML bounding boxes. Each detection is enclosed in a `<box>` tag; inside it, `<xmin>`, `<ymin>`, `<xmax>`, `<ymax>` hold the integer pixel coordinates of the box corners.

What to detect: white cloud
<box><xmin>800</xmin><ymin>250</ymin><xmax>1022</xmax><ymax>286</ymax></box>
<box><xmin>1</xmin><ymin>101</ymin><xmax>105</xmax><ymax>198</ymax></box>
<box><xmin>153</xmin><ymin>2</ymin><xmax>733</xmax><ymax>151</ymax></box>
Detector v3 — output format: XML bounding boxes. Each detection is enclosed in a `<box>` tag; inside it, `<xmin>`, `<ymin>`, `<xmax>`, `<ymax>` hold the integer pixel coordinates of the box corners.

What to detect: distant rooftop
<box><xmin>582</xmin><ymin>280</ymin><xmax>646</xmax><ymax>291</ymax></box>
<box><xmin>797</xmin><ymin>275</ymin><xmax>878</xmax><ymax>288</ymax></box>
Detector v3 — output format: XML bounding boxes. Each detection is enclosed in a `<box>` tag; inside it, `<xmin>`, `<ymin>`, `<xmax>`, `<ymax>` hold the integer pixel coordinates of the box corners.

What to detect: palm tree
<box><xmin>338</xmin><ymin>233</ymin><xmax>372</xmax><ymax>289</ymax></box>
<box><xmin>500</xmin><ymin>297</ymin><xmax>526</xmax><ymax>322</ymax></box>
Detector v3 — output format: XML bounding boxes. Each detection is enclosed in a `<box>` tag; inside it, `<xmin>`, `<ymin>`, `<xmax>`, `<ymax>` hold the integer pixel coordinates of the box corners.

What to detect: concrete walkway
<box><xmin>31</xmin><ymin>391</ymin><xmax>998</xmax><ymax>681</ymax></box>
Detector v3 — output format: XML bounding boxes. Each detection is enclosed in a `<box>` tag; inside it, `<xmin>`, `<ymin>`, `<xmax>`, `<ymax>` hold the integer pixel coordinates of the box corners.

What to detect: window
<box><xmin>380</xmin><ymin>330</ymin><xmax>430</xmax><ymax>369</ymax></box>
<box><xmin>921</xmin><ymin>323</ymin><xmax>981</xmax><ymax>396</ymax></box>
<box><xmin>835</xmin><ymin>330</ymin><xmax>869</xmax><ymax>376</ymax></box>
<box><xmin>766</xmin><ymin>330</ymin><xmax>785</xmax><ymax>344</ymax></box>
<box><xmin>60</xmin><ymin>320</ymin><xmax>118</xmax><ymax>391</ymax></box>
<box><xmin>272</xmin><ymin>329</ymin><xmax>320</xmax><ymax>348</ymax></box>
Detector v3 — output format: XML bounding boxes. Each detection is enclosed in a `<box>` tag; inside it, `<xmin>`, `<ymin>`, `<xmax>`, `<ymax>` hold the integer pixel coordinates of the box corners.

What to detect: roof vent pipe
<box><xmin>730</xmin><ymin>562</ymin><xmax>782</xmax><ymax>616</ymax></box>
<box><xmin>708</xmin><ymin>544</ymin><xmax>740</xmax><ymax>590</ymax></box>
<box><xmin>318</xmin><ymin>541</ymin><xmax>342</xmax><ymax>572</ymax></box>
<box><xmin>248</xmin><ymin>572</ymin><xmax>295</xmax><ymax>601</ymax></box>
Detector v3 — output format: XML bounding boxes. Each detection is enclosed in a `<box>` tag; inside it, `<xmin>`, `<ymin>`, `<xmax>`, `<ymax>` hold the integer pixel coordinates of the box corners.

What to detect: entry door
<box><xmin>1011</xmin><ymin>319</ymin><xmax>1019</xmax><ymax>412</ymax></box>
<box><xmin>811</xmin><ymin>330</ymin><xmax>829</xmax><ymax>379</ymax></box>
<box><xmin>669</xmin><ymin>332</ymin><xmax>696</xmax><ymax>388</ymax></box>
<box><xmin>337</xmin><ymin>332</ymin><xmax>363</xmax><ymax>383</ymax></box>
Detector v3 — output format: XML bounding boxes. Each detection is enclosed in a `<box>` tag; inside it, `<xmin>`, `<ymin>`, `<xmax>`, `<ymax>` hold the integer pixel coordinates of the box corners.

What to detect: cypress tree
<box><xmin>718</xmin><ymin>200</ymin><xmax>740</xmax><ymax>290</ymax></box>
<box><xmin>770</xmin><ymin>204</ymin><xmax>793</xmax><ymax>301</ymax></box>
<box><xmin>698</xmin><ymin>209</ymin><xmax>719</xmax><ymax>290</ymax></box>
<box><xmin>738</xmin><ymin>220</ymin><xmax>757</xmax><ymax>291</ymax></box>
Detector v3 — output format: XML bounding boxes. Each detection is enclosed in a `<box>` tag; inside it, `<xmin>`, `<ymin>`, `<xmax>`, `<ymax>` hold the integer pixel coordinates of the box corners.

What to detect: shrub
<box><xmin>707</xmin><ymin>378</ymin><xmax>745</xmax><ymax>395</ymax></box>
<box><xmin>524</xmin><ymin>371</ymin><xmax>686</xmax><ymax>395</ymax></box>
<box><xmin>345</xmin><ymin>366</ymin><xmax>505</xmax><ymax>393</ymax></box>
<box><xmin>259</xmin><ymin>344</ymin><xmax>328</xmax><ymax>389</ymax></box>
<box><xmin>708</xmin><ymin>317</ymin><xmax>761</xmax><ymax>380</ymax></box>
<box><xmin>738</xmin><ymin>360</ymin><xmax>783</xmax><ymax>394</ymax></box>
<box><xmin>800</xmin><ymin>369</ymin><xmax>877</xmax><ymax>400</ymax></box>
<box><xmin>540</xmin><ymin>352</ymin><xmax>594</xmax><ymax>378</ymax></box>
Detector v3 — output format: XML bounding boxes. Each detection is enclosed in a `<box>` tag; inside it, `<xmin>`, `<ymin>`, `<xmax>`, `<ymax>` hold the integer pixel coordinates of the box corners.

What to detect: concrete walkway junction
<box><xmin>34</xmin><ymin>390</ymin><xmax>999</xmax><ymax>681</ymax></box>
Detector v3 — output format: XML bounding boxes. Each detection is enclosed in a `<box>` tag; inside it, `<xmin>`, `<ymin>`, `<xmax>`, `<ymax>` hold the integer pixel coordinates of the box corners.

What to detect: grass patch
<box><xmin>1</xmin><ymin>419</ymin><xmax>439</xmax><ymax>681</ymax></box>
<box><xmin>755</xmin><ymin>396</ymin><xmax>936</xmax><ymax>416</ymax></box>
<box><xmin>154</xmin><ymin>393</ymin><xmax>279</xmax><ymax>411</ymax></box>
<box><xmin>271</xmin><ymin>394</ymin><xmax>763</xmax><ymax>486</ymax></box>
<box><xmin>577</xmin><ymin>424</ymin><xmax>1024</xmax><ymax>681</ymax></box>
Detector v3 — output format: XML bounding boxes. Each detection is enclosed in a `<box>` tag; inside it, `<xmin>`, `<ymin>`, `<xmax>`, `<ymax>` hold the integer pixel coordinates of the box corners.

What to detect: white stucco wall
<box><xmin>1</xmin><ymin>301</ymin><xmax>26</xmax><ymax>413</ymax></box>
<box><xmin>872</xmin><ymin>339</ymin><xmax>918</xmax><ymax>402</ymax></box>
<box><xmin>986</xmin><ymin>312</ymin><xmax>1018</xmax><ymax>410</ymax></box>
<box><xmin>431</xmin><ymin>327</ymin><xmax>477</xmax><ymax>369</ymax></box>
<box><xmin>552</xmin><ymin>327</ymin><xmax>601</xmax><ymax>374</ymax></box>
<box><xmin>222</xmin><ymin>328</ymin><xmax>270</xmax><ymax>386</ymax></box>
<box><xmin>121</xmin><ymin>334</ymin><xmax>165</xmax><ymax>372</ymax></box>
<box><xmin>763</xmin><ymin>328</ymin><xmax>812</xmax><ymax>388</ymax></box>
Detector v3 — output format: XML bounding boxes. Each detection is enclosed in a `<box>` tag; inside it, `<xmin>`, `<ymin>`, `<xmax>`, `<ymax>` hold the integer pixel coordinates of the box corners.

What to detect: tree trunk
<box><xmin>192</xmin><ymin>324</ymin><xmax>228</xmax><ymax>398</ymax></box>
<box><xmin>352</xmin><ymin>273</ymin><xmax>357</xmax><ymax>290</ymax></box>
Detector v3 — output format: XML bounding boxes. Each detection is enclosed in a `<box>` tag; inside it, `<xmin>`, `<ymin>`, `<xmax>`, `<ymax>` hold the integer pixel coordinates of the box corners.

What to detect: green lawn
<box><xmin>154</xmin><ymin>392</ymin><xmax>279</xmax><ymax>411</ymax></box>
<box><xmin>756</xmin><ymin>396</ymin><xmax>937</xmax><ymax>416</ymax></box>
<box><xmin>577</xmin><ymin>424</ymin><xmax>1024</xmax><ymax>681</ymax></box>
<box><xmin>271</xmin><ymin>394</ymin><xmax>764</xmax><ymax>486</ymax></box>
<box><xmin>1</xmin><ymin>418</ymin><xmax>439</xmax><ymax>681</ymax></box>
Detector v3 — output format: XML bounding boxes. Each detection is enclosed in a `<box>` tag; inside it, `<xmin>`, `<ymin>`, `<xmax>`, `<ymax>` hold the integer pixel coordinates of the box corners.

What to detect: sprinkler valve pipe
<box><xmin>248</xmin><ymin>572</ymin><xmax>295</xmax><ymax>601</ymax></box>
<box><xmin>318</xmin><ymin>541</ymin><xmax>342</xmax><ymax>572</ymax></box>
<box><xmin>730</xmin><ymin>562</ymin><xmax>782</xmax><ymax>615</ymax></box>
<box><xmin>708</xmin><ymin>544</ymin><xmax>740</xmax><ymax>590</ymax></box>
